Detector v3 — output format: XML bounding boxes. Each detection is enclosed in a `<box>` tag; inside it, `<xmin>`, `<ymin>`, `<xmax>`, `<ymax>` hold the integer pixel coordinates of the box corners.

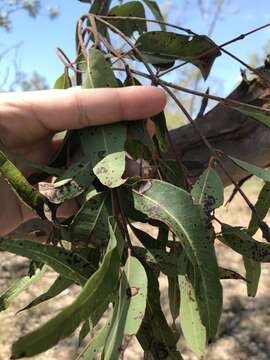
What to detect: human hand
<box><xmin>0</xmin><ymin>86</ymin><xmax>166</xmax><ymax>235</ymax></box>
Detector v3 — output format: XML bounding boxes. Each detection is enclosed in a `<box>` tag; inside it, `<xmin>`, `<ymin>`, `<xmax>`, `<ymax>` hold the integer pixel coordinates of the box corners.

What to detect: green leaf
<box><xmin>137</xmin><ymin>264</ymin><xmax>183</xmax><ymax>359</ymax></box>
<box><xmin>168</xmin><ymin>275</ymin><xmax>180</xmax><ymax>327</ymax></box>
<box><xmin>0</xmin><ymin>239</ymin><xmax>95</xmax><ymax>285</ymax></box>
<box><xmin>0</xmin><ymin>264</ymin><xmax>47</xmax><ymax>312</ymax></box>
<box><xmin>159</xmin><ymin>159</ymin><xmax>186</xmax><ymax>189</ymax></box>
<box><xmin>102</xmin><ymin>256</ymin><xmax>148</xmax><ymax>359</ymax></box>
<box><xmin>151</xmin><ymin>111</ymin><xmax>168</xmax><ymax>152</ymax></box>
<box><xmin>69</xmin><ymin>190</ymin><xmax>110</xmax><ymax>246</ymax></box>
<box><xmin>141</xmin><ymin>0</ymin><xmax>166</xmax><ymax>30</ymax></box>
<box><xmin>108</xmin><ymin>1</ymin><xmax>147</xmax><ymax>36</ymax></box>
<box><xmin>229</xmin><ymin>156</ymin><xmax>270</xmax><ymax>182</ymax></box>
<box><xmin>218</xmin><ymin>267</ymin><xmax>246</xmax><ymax>281</ymax></box>
<box><xmin>178</xmin><ymin>257</ymin><xmax>206</xmax><ymax>357</ymax></box>
<box><xmin>0</xmin><ymin>151</ymin><xmax>46</xmax><ymax>218</ymax></box>
<box><xmin>219</xmin><ymin>224</ymin><xmax>270</xmax><ymax>262</ymax></box>
<box><xmin>79</xmin><ymin>319</ymin><xmax>91</xmax><ymax>346</ymax></box>
<box><xmin>136</xmin><ymin>32</ymin><xmax>221</xmax><ymax>79</ymax></box>
<box><xmin>77</xmin><ymin>317</ymin><xmax>112</xmax><ymax>360</ymax></box>
<box><xmin>11</xmin><ymin>218</ymin><xmax>123</xmax><ymax>358</ymax></box>
<box><xmin>19</xmin><ymin>276</ymin><xmax>73</xmax><ymax>312</ymax></box>
<box><xmin>130</xmin><ymin>224</ymin><xmax>158</xmax><ymax>249</ymax></box>
<box><xmin>132</xmin><ymin>180</ymin><xmax>222</xmax><ymax>339</ymax></box>
<box><xmin>54</xmin><ymin>72</ymin><xmax>71</xmax><ymax>89</ymax></box>
<box><xmin>80</xmin><ymin>48</ymin><xmax>127</xmax><ymax>188</ymax></box>
<box><xmin>243</xmin><ymin>183</ymin><xmax>270</xmax><ymax>296</ymax></box>
<box><xmin>191</xmin><ymin>168</ymin><xmax>224</xmax><ymax>211</ymax></box>
<box><xmin>236</xmin><ymin>106</ymin><xmax>270</xmax><ymax>128</ymax></box>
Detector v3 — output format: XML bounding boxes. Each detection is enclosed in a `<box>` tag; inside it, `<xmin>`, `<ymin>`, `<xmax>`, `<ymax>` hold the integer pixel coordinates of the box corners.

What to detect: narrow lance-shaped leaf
<box><xmin>0</xmin><ymin>238</ymin><xmax>95</xmax><ymax>285</ymax></box>
<box><xmin>54</xmin><ymin>71</ymin><xmax>71</xmax><ymax>89</ymax></box>
<box><xmin>132</xmin><ymin>180</ymin><xmax>222</xmax><ymax>339</ymax></box>
<box><xmin>218</xmin><ymin>267</ymin><xmax>246</xmax><ymax>281</ymax></box>
<box><xmin>191</xmin><ymin>167</ymin><xmax>224</xmax><ymax>211</ymax></box>
<box><xmin>0</xmin><ymin>151</ymin><xmax>46</xmax><ymax>218</ymax></box>
<box><xmin>219</xmin><ymin>224</ymin><xmax>270</xmax><ymax>262</ymax></box>
<box><xmin>243</xmin><ymin>183</ymin><xmax>270</xmax><ymax>296</ymax></box>
<box><xmin>68</xmin><ymin>190</ymin><xmax>110</xmax><ymax>247</ymax></box>
<box><xmin>136</xmin><ymin>32</ymin><xmax>221</xmax><ymax>79</ymax></box>
<box><xmin>229</xmin><ymin>156</ymin><xmax>270</xmax><ymax>182</ymax></box>
<box><xmin>0</xmin><ymin>264</ymin><xmax>47</xmax><ymax>312</ymax></box>
<box><xmin>108</xmin><ymin>1</ymin><xmax>147</xmax><ymax>36</ymax></box>
<box><xmin>102</xmin><ymin>257</ymin><xmax>148</xmax><ymax>359</ymax></box>
<box><xmin>77</xmin><ymin>316</ymin><xmax>112</xmax><ymax>360</ymax></box>
<box><xmin>235</xmin><ymin>105</ymin><xmax>270</xmax><ymax>129</ymax></box>
<box><xmin>137</xmin><ymin>264</ymin><xmax>183</xmax><ymax>360</ymax></box>
<box><xmin>79</xmin><ymin>48</ymin><xmax>127</xmax><ymax>188</ymax></box>
<box><xmin>178</xmin><ymin>255</ymin><xmax>207</xmax><ymax>358</ymax></box>
<box><xmin>141</xmin><ymin>0</ymin><xmax>166</xmax><ymax>30</ymax></box>
<box><xmin>151</xmin><ymin>111</ymin><xmax>168</xmax><ymax>153</ymax></box>
<box><xmin>19</xmin><ymin>276</ymin><xmax>74</xmax><ymax>312</ymax></box>
<box><xmin>11</xmin><ymin>218</ymin><xmax>124</xmax><ymax>359</ymax></box>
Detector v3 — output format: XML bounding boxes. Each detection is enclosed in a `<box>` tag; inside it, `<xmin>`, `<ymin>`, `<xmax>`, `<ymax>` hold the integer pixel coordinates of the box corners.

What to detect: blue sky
<box><xmin>1</xmin><ymin>0</ymin><xmax>270</xmax><ymax>95</ymax></box>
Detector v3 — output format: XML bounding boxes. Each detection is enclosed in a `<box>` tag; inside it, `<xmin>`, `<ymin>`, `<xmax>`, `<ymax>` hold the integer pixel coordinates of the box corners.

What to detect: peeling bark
<box><xmin>170</xmin><ymin>71</ymin><xmax>270</xmax><ymax>185</ymax></box>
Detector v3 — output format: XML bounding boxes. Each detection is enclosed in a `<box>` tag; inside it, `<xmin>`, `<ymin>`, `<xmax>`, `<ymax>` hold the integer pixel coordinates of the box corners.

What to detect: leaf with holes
<box><xmin>191</xmin><ymin>168</ymin><xmax>224</xmax><ymax>211</ymax></box>
<box><xmin>108</xmin><ymin>1</ymin><xmax>147</xmax><ymax>36</ymax></box>
<box><xmin>219</xmin><ymin>224</ymin><xmax>270</xmax><ymax>262</ymax></box>
<box><xmin>136</xmin><ymin>32</ymin><xmax>221</xmax><ymax>79</ymax></box>
<box><xmin>178</xmin><ymin>257</ymin><xmax>207</xmax><ymax>358</ymax></box>
<box><xmin>68</xmin><ymin>190</ymin><xmax>111</xmax><ymax>246</ymax></box>
<box><xmin>102</xmin><ymin>256</ymin><xmax>147</xmax><ymax>359</ymax></box>
<box><xmin>79</xmin><ymin>49</ymin><xmax>127</xmax><ymax>188</ymax></box>
<box><xmin>11</xmin><ymin>218</ymin><xmax>123</xmax><ymax>358</ymax></box>
<box><xmin>0</xmin><ymin>239</ymin><xmax>95</xmax><ymax>285</ymax></box>
<box><xmin>132</xmin><ymin>180</ymin><xmax>222</xmax><ymax>339</ymax></box>
<box><xmin>0</xmin><ymin>265</ymin><xmax>47</xmax><ymax>312</ymax></box>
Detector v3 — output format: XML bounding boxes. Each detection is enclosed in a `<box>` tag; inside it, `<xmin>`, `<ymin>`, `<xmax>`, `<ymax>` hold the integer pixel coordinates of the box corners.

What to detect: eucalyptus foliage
<box><xmin>1</xmin><ymin>0</ymin><xmax>270</xmax><ymax>359</ymax></box>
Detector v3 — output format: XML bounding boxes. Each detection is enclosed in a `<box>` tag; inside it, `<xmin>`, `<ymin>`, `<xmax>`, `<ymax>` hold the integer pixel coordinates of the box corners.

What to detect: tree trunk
<box><xmin>170</xmin><ymin>72</ymin><xmax>270</xmax><ymax>186</ymax></box>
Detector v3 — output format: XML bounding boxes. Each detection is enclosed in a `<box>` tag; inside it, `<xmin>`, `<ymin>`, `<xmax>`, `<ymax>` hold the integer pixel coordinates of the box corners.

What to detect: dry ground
<box><xmin>0</xmin><ymin>179</ymin><xmax>270</xmax><ymax>360</ymax></box>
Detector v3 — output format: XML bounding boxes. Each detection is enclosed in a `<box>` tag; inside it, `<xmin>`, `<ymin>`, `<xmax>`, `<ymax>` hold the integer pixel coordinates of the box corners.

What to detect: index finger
<box><xmin>0</xmin><ymin>86</ymin><xmax>166</xmax><ymax>141</ymax></box>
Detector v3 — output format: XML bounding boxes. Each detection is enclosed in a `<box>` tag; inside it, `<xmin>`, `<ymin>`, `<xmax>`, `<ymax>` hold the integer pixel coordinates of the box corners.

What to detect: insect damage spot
<box><xmin>126</xmin><ymin>287</ymin><xmax>139</xmax><ymax>297</ymax></box>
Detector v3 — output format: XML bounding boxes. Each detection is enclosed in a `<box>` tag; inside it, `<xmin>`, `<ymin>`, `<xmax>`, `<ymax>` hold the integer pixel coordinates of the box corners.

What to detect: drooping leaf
<box><xmin>0</xmin><ymin>239</ymin><xmax>95</xmax><ymax>285</ymax></box>
<box><xmin>218</xmin><ymin>267</ymin><xmax>246</xmax><ymax>281</ymax></box>
<box><xmin>77</xmin><ymin>317</ymin><xmax>112</xmax><ymax>360</ymax></box>
<box><xmin>130</xmin><ymin>224</ymin><xmax>158</xmax><ymax>249</ymax></box>
<box><xmin>151</xmin><ymin>111</ymin><xmax>168</xmax><ymax>152</ymax></box>
<box><xmin>132</xmin><ymin>180</ymin><xmax>222</xmax><ymax>339</ymax></box>
<box><xmin>0</xmin><ymin>264</ymin><xmax>47</xmax><ymax>312</ymax></box>
<box><xmin>219</xmin><ymin>224</ymin><xmax>270</xmax><ymax>262</ymax></box>
<box><xmin>19</xmin><ymin>276</ymin><xmax>73</xmax><ymax>312</ymax></box>
<box><xmin>11</xmin><ymin>218</ymin><xmax>123</xmax><ymax>358</ymax></box>
<box><xmin>159</xmin><ymin>159</ymin><xmax>186</xmax><ymax>189</ymax></box>
<box><xmin>79</xmin><ymin>319</ymin><xmax>91</xmax><ymax>346</ymax></box>
<box><xmin>141</xmin><ymin>0</ymin><xmax>166</xmax><ymax>30</ymax></box>
<box><xmin>79</xmin><ymin>49</ymin><xmax>127</xmax><ymax>188</ymax></box>
<box><xmin>54</xmin><ymin>72</ymin><xmax>72</xmax><ymax>89</ymax></box>
<box><xmin>168</xmin><ymin>274</ymin><xmax>180</xmax><ymax>328</ymax></box>
<box><xmin>178</xmin><ymin>256</ymin><xmax>207</xmax><ymax>358</ymax></box>
<box><xmin>0</xmin><ymin>151</ymin><xmax>47</xmax><ymax>218</ymax></box>
<box><xmin>108</xmin><ymin>1</ymin><xmax>147</xmax><ymax>36</ymax></box>
<box><xmin>102</xmin><ymin>256</ymin><xmax>148</xmax><ymax>359</ymax></box>
<box><xmin>243</xmin><ymin>183</ymin><xmax>270</xmax><ymax>296</ymax></box>
<box><xmin>229</xmin><ymin>156</ymin><xmax>270</xmax><ymax>182</ymax></box>
<box><xmin>191</xmin><ymin>167</ymin><xmax>224</xmax><ymax>211</ymax></box>
<box><xmin>137</xmin><ymin>264</ymin><xmax>183</xmax><ymax>360</ymax></box>
<box><xmin>236</xmin><ymin>106</ymin><xmax>270</xmax><ymax>129</ymax></box>
<box><xmin>68</xmin><ymin>190</ymin><xmax>111</xmax><ymax>247</ymax></box>
<box><xmin>136</xmin><ymin>32</ymin><xmax>221</xmax><ymax>79</ymax></box>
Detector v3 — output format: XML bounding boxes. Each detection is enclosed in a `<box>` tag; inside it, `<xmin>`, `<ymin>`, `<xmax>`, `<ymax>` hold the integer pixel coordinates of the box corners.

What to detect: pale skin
<box><xmin>0</xmin><ymin>86</ymin><xmax>166</xmax><ymax>235</ymax></box>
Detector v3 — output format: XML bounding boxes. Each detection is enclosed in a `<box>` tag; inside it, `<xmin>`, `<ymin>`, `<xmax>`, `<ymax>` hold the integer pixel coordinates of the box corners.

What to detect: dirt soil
<box><xmin>0</xmin><ymin>179</ymin><xmax>270</xmax><ymax>360</ymax></box>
